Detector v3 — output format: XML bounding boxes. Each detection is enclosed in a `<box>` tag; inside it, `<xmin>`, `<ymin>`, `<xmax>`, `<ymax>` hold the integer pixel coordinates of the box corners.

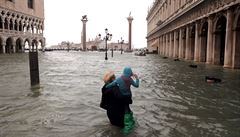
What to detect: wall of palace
<box><xmin>146</xmin><ymin>0</ymin><xmax>240</xmax><ymax>69</ymax></box>
<box><xmin>0</xmin><ymin>0</ymin><xmax>45</xmax><ymax>53</ymax></box>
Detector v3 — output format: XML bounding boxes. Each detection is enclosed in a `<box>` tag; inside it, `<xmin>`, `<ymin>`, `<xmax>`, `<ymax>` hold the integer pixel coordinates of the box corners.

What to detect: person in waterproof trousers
<box><xmin>100</xmin><ymin>71</ymin><xmax>125</xmax><ymax>127</ymax></box>
<box><xmin>106</xmin><ymin>67</ymin><xmax>139</xmax><ymax>133</ymax></box>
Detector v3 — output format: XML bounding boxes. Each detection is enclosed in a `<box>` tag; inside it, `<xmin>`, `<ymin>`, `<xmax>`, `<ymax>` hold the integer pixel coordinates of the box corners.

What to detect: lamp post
<box><xmin>118</xmin><ymin>37</ymin><xmax>124</xmax><ymax>54</ymax></box>
<box><xmin>99</xmin><ymin>28</ymin><xmax>112</xmax><ymax>60</ymax></box>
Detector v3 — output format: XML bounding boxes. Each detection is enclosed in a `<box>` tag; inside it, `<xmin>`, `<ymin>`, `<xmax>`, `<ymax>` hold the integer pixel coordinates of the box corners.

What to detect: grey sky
<box><xmin>44</xmin><ymin>0</ymin><xmax>154</xmax><ymax>48</ymax></box>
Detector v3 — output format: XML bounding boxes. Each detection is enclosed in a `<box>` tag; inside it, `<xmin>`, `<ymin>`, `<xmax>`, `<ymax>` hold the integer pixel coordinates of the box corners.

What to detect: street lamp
<box><xmin>99</xmin><ymin>28</ymin><xmax>112</xmax><ymax>60</ymax></box>
<box><xmin>118</xmin><ymin>37</ymin><xmax>124</xmax><ymax>54</ymax></box>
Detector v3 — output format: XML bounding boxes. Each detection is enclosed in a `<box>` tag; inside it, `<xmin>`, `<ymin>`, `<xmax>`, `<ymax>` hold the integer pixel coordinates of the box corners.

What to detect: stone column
<box><xmin>81</xmin><ymin>15</ymin><xmax>88</xmax><ymax>51</ymax></box>
<box><xmin>232</xmin><ymin>17</ymin><xmax>240</xmax><ymax>69</ymax></box>
<box><xmin>206</xmin><ymin>16</ymin><xmax>214</xmax><ymax>64</ymax></box>
<box><xmin>163</xmin><ymin>35</ymin><xmax>166</xmax><ymax>56</ymax></box>
<box><xmin>169</xmin><ymin>32</ymin><xmax>174</xmax><ymax>57</ymax></box>
<box><xmin>166</xmin><ymin>34</ymin><xmax>169</xmax><ymax>56</ymax></box>
<box><xmin>21</xmin><ymin>22</ymin><xmax>24</xmax><ymax>32</ymax></box>
<box><xmin>224</xmin><ymin>9</ymin><xmax>233</xmax><ymax>68</ymax></box>
<box><xmin>127</xmin><ymin>15</ymin><xmax>133</xmax><ymax>51</ymax></box>
<box><xmin>1</xmin><ymin>20</ymin><xmax>4</xmax><ymax>30</ymax></box>
<box><xmin>169</xmin><ymin>33</ymin><xmax>173</xmax><ymax>57</ymax></box>
<box><xmin>185</xmin><ymin>25</ymin><xmax>190</xmax><ymax>60</ymax></box>
<box><xmin>21</xmin><ymin>44</ymin><xmax>25</xmax><ymax>53</ymax></box>
<box><xmin>174</xmin><ymin>30</ymin><xmax>179</xmax><ymax>58</ymax></box>
<box><xmin>17</xmin><ymin>22</ymin><xmax>20</xmax><ymax>32</ymax></box>
<box><xmin>179</xmin><ymin>28</ymin><xmax>183</xmax><ymax>58</ymax></box>
<box><xmin>162</xmin><ymin>36</ymin><xmax>165</xmax><ymax>55</ymax></box>
<box><xmin>7</xmin><ymin>19</ymin><xmax>10</xmax><ymax>31</ymax></box>
<box><xmin>13</xmin><ymin>43</ymin><xmax>16</xmax><ymax>53</ymax></box>
<box><xmin>2</xmin><ymin>44</ymin><xmax>6</xmax><ymax>54</ymax></box>
<box><xmin>194</xmin><ymin>22</ymin><xmax>200</xmax><ymax>62</ymax></box>
<box><xmin>160</xmin><ymin>36</ymin><xmax>163</xmax><ymax>55</ymax></box>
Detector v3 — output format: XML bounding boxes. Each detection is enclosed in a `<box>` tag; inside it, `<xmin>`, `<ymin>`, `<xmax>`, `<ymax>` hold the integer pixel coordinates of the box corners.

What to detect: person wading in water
<box><xmin>105</xmin><ymin>67</ymin><xmax>139</xmax><ymax>134</ymax></box>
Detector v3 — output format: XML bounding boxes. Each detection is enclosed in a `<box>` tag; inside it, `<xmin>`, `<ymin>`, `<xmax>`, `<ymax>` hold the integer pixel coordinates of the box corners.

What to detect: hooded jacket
<box><xmin>106</xmin><ymin>67</ymin><xmax>139</xmax><ymax>96</ymax></box>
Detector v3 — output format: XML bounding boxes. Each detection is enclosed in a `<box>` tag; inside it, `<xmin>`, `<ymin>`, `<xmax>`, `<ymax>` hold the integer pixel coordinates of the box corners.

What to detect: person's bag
<box><xmin>100</xmin><ymin>86</ymin><xmax>108</xmax><ymax>110</ymax></box>
<box><xmin>100</xmin><ymin>94</ymin><xmax>107</xmax><ymax>110</ymax></box>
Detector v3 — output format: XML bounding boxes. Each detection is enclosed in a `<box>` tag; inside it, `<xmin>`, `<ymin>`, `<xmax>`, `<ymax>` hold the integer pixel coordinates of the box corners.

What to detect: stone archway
<box><xmin>233</xmin><ymin>13</ymin><xmax>240</xmax><ymax>68</ymax></box>
<box><xmin>200</xmin><ymin>22</ymin><xmax>208</xmax><ymax>62</ymax></box>
<box><xmin>24</xmin><ymin>39</ymin><xmax>30</xmax><ymax>52</ymax></box>
<box><xmin>39</xmin><ymin>39</ymin><xmax>44</xmax><ymax>51</ymax></box>
<box><xmin>31</xmin><ymin>39</ymin><xmax>38</xmax><ymax>51</ymax></box>
<box><xmin>16</xmin><ymin>38</ymin><xmax>23</xmax><ymax>53</ymax></box>
<box><xmin>214</xmin><ymin>16</ymin><xmax>227</xmax><ymax>65</ymax></box>
<box><xmin>6</xmin><ymin>38</ymin><xmax>13</xmax><ymax>54</ymax></box>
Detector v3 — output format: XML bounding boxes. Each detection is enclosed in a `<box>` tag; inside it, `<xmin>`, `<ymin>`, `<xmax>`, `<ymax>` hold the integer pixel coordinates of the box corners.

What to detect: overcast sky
<box><xmin>44</xmin><ymin>0</ymin><xmax>154</xmax><ymax>48</ymax></box>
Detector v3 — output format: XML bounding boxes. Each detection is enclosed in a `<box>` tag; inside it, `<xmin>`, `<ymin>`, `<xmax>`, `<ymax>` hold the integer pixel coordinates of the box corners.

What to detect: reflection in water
<box><xmin>28</xmin><ymin>86</ymin><xmax>43</xmax><ymax>98</ymax></box>
<box><xmin>0</xmin><ymin>51</ymin><xmax>240</xmax><ymax>137</ymax></box>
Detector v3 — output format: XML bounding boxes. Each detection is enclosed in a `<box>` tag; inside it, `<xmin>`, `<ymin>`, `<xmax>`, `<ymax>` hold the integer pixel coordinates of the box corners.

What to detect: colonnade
<box><xmin>155</xmin><ymin>7</ymin><xmax>240</xmax><ymax>69</ymax></box>
<box><xmin>0</xmin><ymin>8</ymin><xmax>45</xmax><ymax>54</ymax></box>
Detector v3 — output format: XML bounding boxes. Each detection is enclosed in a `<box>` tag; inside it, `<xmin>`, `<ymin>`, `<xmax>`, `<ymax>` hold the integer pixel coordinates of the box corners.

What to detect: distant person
<box><xmin>106</xmin><ymin>67</ymin><xmax>139</xmax><ymax>133</ymax></box>
<box><xmin>100</xmin><ymin>71</ymin><xmax>125</xmax><ymax>127</ymax></box>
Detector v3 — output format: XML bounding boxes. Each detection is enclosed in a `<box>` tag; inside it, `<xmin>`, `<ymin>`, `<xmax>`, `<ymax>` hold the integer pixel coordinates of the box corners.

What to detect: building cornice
<box><xmin>147</xmin><ymin>0</ymin><xmax>204</xmax><ymax>38</ymax></box>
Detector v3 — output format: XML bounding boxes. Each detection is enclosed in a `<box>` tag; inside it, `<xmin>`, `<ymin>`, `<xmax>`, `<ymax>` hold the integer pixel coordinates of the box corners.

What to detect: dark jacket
<box><xmin>100</xmin><ymin>84</ymin><xmax>125</xmax><ymax>127</ymax></box>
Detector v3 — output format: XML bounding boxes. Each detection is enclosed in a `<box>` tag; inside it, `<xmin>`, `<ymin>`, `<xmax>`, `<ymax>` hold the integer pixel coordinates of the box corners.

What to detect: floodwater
<box><xmin>0</xmin><ymin>51</ymin><xmax>239</xmax><ymax>137</ymax></box>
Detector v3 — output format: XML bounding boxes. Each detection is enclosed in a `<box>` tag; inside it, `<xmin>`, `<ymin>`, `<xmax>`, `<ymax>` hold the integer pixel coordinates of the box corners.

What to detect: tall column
<box><xmin>224</xmin><ymin>9</ymin><xmax>233</xmax><ymax>68</ymax></box>
<box><xmin>206</xmin><ymin>16</ymin><xmax>214</xmax><ymax>64</ymax></box>
<box><xmin>185</xmin><ymin>25</ymin><xmax>190</xmax><ymax>60</ymax></box>
<box><xmin>13</xmin><ymin>43</ymin><xmax>16</xmax><ymax>53</ymax></box>
<box><xmin>194</xmin><ymin>22</ymin><xmax>200</xmax><ymax>62</ymax></box>
<box><xmin>179</xmin><ymin>28</ymin><xmax>183</xmax><ymax>58</ymax></box>
<box><xmin>163</xmin><ymin>35</ymin><xmax>166</xmax><ymax>56</ymax></box>
<box><xmin>163</xmin><ymin>36</ymin><xmax>165</xmax><ymax>55</ymax></box>
<box><xmin>166</xmin><ymin>34</ymin><xmax>169</xmax><ymax>56</ymax></box>
<box><xmin>159</xmin><ymin>36</ymin><xmax>163</xmax><ymax>55</ymax></box>
<box><xmin>21</xmin><ymin>44</ymin><xmax>24</xmax><ymax>53</ymax></box>
<box><xmin>81</xmin><ymin>15</ymin><xmax>88</xmax><ymax>51</ymax></box>
<box><xmin>169</xmin><ymin>33</ymin><xmax>173</xmax><ymax>57</ymax></box>
<box><xmin>2</xmin><ymin>44</ymin><xmax>6</xmax><ymax>54</ymax></box>
<box><xmin>174</xmin><ymin>30</ymin><xmax>179</xmax><ymax>58</ymax></box>
<box><xmin>127</xmin><ymin>14</ymin><xmax>134</xmax><ymax>51</ymax></box>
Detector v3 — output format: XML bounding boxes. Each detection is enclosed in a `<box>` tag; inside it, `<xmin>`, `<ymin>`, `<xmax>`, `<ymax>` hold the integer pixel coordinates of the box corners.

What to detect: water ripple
<box><xmin>0</xmin><ymin>52</ymin><xmax>239</xmax><ymax>137</ymax></box>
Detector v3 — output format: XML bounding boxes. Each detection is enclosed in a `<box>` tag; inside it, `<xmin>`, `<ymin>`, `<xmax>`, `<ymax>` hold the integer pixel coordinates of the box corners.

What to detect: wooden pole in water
<box><xmin>29</xmin><ymin>41</ymin><xmax>40</xmax><ymax>87</ymax></box>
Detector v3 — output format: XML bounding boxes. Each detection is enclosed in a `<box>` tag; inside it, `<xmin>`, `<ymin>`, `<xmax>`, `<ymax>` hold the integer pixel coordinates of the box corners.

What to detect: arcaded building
<box><xmin>146</xmin><ymin>0</ymin><xmax>240</xmax><ymax>69</ymax></box>
<box><xmin>0</xmin><ymin>0</ymin><xmax>45</xmax><ymax>53</ymax></box>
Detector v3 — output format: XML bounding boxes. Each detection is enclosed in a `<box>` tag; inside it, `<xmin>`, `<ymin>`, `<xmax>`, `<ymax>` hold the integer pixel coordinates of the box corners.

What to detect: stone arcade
<box><xmin>0</xmin><ymin>0</ymin><xmax>45</xmax><ymax>54</ymax></box>
<box><xmin>147</xmin><ymin>0</ymin><xmax>240</xmax><ymax>69</ymax></box>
